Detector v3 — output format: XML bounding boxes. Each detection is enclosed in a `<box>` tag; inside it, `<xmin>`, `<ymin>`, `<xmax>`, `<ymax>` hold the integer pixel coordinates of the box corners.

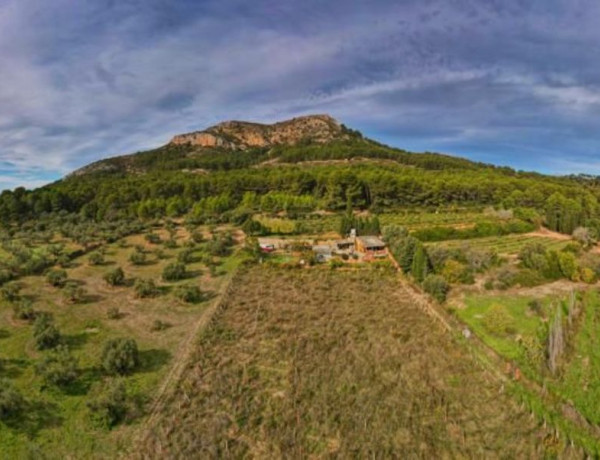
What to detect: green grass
<box><xmin>456</xmin><ymin>289</ymin><xmax>600</xmax><ymax>449</ymax></box>
<box><xmin>380</xmin><ymin>210</ymin><xmax>495</xmax><ymax>230</ymax></box>
<box><xmin>427</xmin><ymin>233</ymin><xmax>568</xmax><ymax>254</ymax></box>
<box><xmin>0</xmin><ymin>225</ymin><xmax>239</xmax><ymax>458</ymax></box>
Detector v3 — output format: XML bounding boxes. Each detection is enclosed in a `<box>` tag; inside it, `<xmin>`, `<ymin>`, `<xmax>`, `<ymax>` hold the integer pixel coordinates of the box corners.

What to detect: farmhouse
<box><xmin>355</xmin><ymin>236</ymin><xmax>386</xmax><ymax>253</ymax></box>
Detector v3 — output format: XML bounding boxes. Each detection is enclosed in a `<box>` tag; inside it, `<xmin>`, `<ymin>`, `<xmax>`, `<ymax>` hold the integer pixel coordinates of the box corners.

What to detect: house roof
<box><xmin>335</xmin><ymin>239</ymin><xmax>354</xmax><ymax>246</ymax></box>
<box><xmin>312</xmin><ymin>244</ymin><xmax>333</xmax><ymax>254</ymax></box>
<box><xmin>357</xmin><ymin>236</ymin><xmax>385</xmax><ymax>248</ymax></box>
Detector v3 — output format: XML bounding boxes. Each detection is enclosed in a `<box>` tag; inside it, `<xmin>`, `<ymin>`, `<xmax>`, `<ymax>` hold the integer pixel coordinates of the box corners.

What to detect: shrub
<box><xmin>104</xmin><ymin>267</ymin><xmax>125</xmax><ymax>286</ymax></box>
<box><xmin>46</xmin><ymin>268</ymin><xmax>68</xmax><ymax>287</ymax></box>
<box><xmin>329</xmin><ymin>258</ymin><xmax>344</xmax><ymax>270</ymax></box>
<box><xmin>87</xmin><ymin>379</ymin><xmax>130</xmax><ymax>428</ymax></box>
<box><xmin>101</xmin><ymin>338</ymin><xmax>139</xmax><ymax>375</ymax></box>
<box><xmin>482</xmin><ymin>304</ymin><xmax>516</xmax><ymax>336</ymax></box>
<box><xmin>174</xmin><ymin>284</ymin><xmax>203</xmax><ymax>303</ymax></box>
<box><xmin>129</xmin><ymin>251</ymin><xmax>147</xmax><ymax>266</ymax></box>
<box><xmin>558</xmin><ymin>251</ymin><xmax>579</xmax><ymax>281</ymax></box>
<box><xmin>33</xmin><ymin>313</ymin><xmax>61</xmax><ymax>350</ymax></box>
<box><xmin>423</xmin><ymin>274</ymin><xmax>450</xmax><ymax>303</ymax></box>
<box><xmin>62</xmin><ymin>283</ymin><xmax>87</xmax><ymax>304</ymax></box>
<box><xmin>88</xmin><ymin>252</ymin><xmax>105</xmax><ymax>266</ymax></box>
<box><xmin>162</xmin><ymin>262</ymin><xmax>187</xmax><ymax>282</ymax></box>
<box><xmin>144</xmin><ymin>233</ymin><xmax>161</xmax><ymax>244</ymax></box>
<box><xmin>163</xmin><ymin>238</ymin><xmax>178</xmax><ymax>249</ymax></box>
<box><xmin>0</xmin><ymin>379</ymin><xmax>25</xmax><ymax>420</ymax></box>
<box><xmin>12</xmin><ymin>299</ymin><xmax>36</xmax><ymax>321</ymax></box>
<box><xmin>1</xmin><ymin>283</ymin><xmax>21</xmax><ymax>303</ymax></box>
<box><xmin>441</xmin><ymin>260</ymin><xmax>471</xmax><ymax>284</ymax></box>
<box><xmin>580</xmin><ymin>267</ymin><xmax>597</xmax><ymax>284</ymax></box>
<box><xmin>36</xmin><ymin>345</ymin><xmax>79</xmax><ymax>388</ymax></box>
<box><xmin>134</xmin><ymin>279</ymin><xmax>158</xmax><ymax>298</ymax></box>
<box><xmin>191</xmin><ymin>230</ymin><xmax>204</xmax><ymax>243</ymax></box>
<box><xmin>177</xmin><ymin>249</ymin><xmax>194</xmax><ymax>264</ymax></box>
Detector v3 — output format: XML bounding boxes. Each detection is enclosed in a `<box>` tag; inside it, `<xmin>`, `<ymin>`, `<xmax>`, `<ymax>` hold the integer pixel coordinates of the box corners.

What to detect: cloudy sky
<box><xmin>2</xmin><ymin>0</ymin><xmax>600</xmax><ymax>190</ymax></box>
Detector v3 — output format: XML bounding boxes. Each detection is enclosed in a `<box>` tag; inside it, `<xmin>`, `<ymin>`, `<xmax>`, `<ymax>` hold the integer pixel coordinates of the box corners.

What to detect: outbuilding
<box><xmin>355</xmin><ymin>236</ymin><xmax>386</xmax><ymax>253</ymax></box>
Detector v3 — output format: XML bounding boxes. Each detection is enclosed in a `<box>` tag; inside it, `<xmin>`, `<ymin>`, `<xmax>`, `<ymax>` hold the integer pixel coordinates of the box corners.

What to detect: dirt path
<box><xmin>526</xmin><ymin>227</ymin><xmax>572</xmax><ymax>240</ymax></box>
<box><xmin>129</xmin><ymin>266</ymin><xmax>244</xmax><ymax>452</ymax></box>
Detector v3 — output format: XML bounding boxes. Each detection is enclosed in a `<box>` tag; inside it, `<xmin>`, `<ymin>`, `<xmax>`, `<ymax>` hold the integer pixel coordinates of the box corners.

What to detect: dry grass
<box><xmin>138</xmin><ymin>267</ymin><xmax>553</xmax><ymax>458</ymax></box>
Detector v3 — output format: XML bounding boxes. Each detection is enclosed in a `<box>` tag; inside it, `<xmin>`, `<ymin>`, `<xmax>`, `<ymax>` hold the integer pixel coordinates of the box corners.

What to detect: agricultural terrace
<box><xmin>427</xmin><ymin>233</ymin><xmax>569</xmax><ymax>255</ymax></box>
<box><xmin>137</xmin><ymin>267</ymin><xmax>557</xmax><ymax>458</ymax></box>
<box><xmin>380</xmin><ymin>209</ymin><xmax>502</xmax><ymax>230</ymax></box>
<box><xmin>454</xmin><ymin>289</ymin><xmax>600</xmax><ymax>452</ymax></box>
<box><xmin>0</xmin><ymin>223</ymin><xmax>242</xmax><ymax>458</ymax></box>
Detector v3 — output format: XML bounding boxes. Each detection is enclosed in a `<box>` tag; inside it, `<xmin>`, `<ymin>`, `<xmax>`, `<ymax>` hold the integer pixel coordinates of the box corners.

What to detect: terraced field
<box><xmin>380</xmin><ymin>211</ymin><xmax>495</xmax><ymax>230</ymax></box>
<box><xmin>137</xmin><ymin>267</ymin><xmax>560</xmax><ymax>458</ymax></box>
<box><xmin>426</xmin><ymin>233</ymin><xmax>569</xmax><ymax>255</ymax></box>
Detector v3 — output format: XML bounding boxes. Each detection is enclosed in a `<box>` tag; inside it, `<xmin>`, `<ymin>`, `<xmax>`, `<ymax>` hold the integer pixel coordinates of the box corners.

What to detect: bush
<box><xmin>423</xmin><ymin>275</ymin><xmax>450</xmax><ymax>303</ymax></box>
<box><xmin>36</xmin><ymin>345</ymin><xmax>79</xmax><ymax>388</ymax></box>
<box><xmin>162</xmin><ymin>262</ymin><xmax>187</xmax><ymax>282</ymax></box>
<box><xmin>441</xmin><ymin>260</ymin><xmax>471</xmax><ymax>284</ymax></box>
<box><xmin>329</xmin><ymin>258</ymin><xmax>344</xmax><ymax>270</ymax></box>
<box><xmin>191</xmin><ymin>230</ymin><xmax>204</xmax><ymax>243</ymax></box>
<box><xmin>88</xmin><ymin>252</ymin><xmax>105</xmax><ymax>266</ymax></box>
<box><xmin>134</xmin><ymin>278</ymin><xmax>158</xmax><ymax>298</ymax></box>
<box><xmin>145</xmin><ymin>233</ymin><xmax>161</xmax><ymax>244</ymax></box>
<box><xmin>104</xmin><ymin>267</ymin><xmax>125</xmax><ymax>286</ymax></box>
<box><xmin>482</xmin><ymin>304</ymin><xmax>516</xmax><ymax>336</ymax></box>
<box><xmin>101</xmin><ymin>338</ymin><xmax>139</xmax><ymax>375</ymax></box>
<box><xmin>46</xmin><ymin>268</ymin><xmax>68</xmax><ymax>287</ymax></box>
<box><xmin>174</xmin><ymin>284</ymin><xmax>203</xmax><ymax>303</ymax></box>
<box><xmin>580</xmin><ymin>267</ymin><xmax>597</xmax><ymax>284</ymax></box>
<box><xmin>129</xmin><ymin>251</ymin><xmax>147</xmax><ymax>266</ymax></box>
<box><xmin>12</xmin><ymin>299</ymin><xmax>36</xmax><ymax>321</ymax></box>
<box><xmin>87</xmin><ymin>379</ymin><xmax>130</xmax><ymax>428</ymax></box>
<box><xmin>0</xmin><ymin>379</ymin><xmax>25</xmax><ymax>420</ymax></box>
<box><xmin>33</xmin><ymin>313</ymin><xmax>61</xmax><ymax>350</ymax></box>
<box><xmin>1</xmin><ymin>283</ymin><xmax>21</xmax><ymax>303</ymax></box>
<box><xmin>177</xmin><ymin>249</ymin><xmax>194</xmax><ymax>264</ymax></box>
<box><xmin>62</xmin><ymin>283</ymin><xmax>87</xmax><ymax>304</ymax></box>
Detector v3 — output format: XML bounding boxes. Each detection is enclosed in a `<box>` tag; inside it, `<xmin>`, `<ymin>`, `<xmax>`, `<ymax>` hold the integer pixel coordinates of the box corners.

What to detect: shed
<box><xmin>356</xmin><ymin>236</ymin><xmax>386</xmax><ymax>253</ymax></box>
<box><xmin>312</xmin><ymin>244</ymin><xmax>333</xmax><ymax>262</ymax></box>
<box><xmin>334</xmin><ymin>239</ymin><xmax>354</xmax><ymax>251</ymax></box>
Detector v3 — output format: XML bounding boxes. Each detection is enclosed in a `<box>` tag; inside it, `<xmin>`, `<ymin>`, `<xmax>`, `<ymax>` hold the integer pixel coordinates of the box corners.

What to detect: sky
<box><xmin>2</xmin><ymin>0</ymin><xmax>600</xmax><ymax>190</ymax></box>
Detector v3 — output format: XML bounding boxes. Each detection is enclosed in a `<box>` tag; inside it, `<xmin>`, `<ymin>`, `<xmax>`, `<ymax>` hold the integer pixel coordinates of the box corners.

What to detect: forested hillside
<box><xmin>0</xmin><ymin>116</ymin><xmax>598</xmax><ymax>236</ymax></box>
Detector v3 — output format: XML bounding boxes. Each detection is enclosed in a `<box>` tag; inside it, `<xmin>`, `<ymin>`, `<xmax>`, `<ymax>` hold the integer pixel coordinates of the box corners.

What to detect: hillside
<box><xmin>0</xmin><ymin>114</ymin><xmax>598</xmax><ymax>235</ymax></box>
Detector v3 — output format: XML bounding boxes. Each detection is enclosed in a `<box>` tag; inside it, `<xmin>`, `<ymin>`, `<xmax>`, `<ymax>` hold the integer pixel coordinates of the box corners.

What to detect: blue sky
<box><xmin>2</xmin><ymin>0</ymin><xmax>600</xmax><ymax>190</ymax></box>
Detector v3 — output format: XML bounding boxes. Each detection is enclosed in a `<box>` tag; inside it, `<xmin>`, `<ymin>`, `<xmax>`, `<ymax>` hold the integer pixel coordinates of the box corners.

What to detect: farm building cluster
<box><xmin>258</xmin><ymin>234</ymin><xmax>387</xmax><ymax>264</ymax></box>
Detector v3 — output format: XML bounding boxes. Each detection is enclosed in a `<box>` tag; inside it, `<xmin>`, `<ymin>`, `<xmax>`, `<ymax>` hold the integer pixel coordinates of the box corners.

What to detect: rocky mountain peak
<box><xmin>169</xmin><ymin>114</ymin><xmax>350</xmax><ymax>150</ymax></box>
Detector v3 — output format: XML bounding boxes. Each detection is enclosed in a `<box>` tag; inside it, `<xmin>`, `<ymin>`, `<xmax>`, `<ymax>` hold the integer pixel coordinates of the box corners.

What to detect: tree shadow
<box><xmin>62</xmin><ymin>366</ymin><xmax>103</xmax><ymax>396</ymax></box>
<box><xmin>0</xmin><ymin>328</ymin><xmax>10</xmax><ymax>339</ymax></box>
<box><xmin>138</xmin><ymin>349</ymin><xmax>172</xmax><ymax>374</ymax></box>
<box><xmin>62</xmin><ymin>332</ymin><xmax>89</xmax><ymax>350</ymax></box>
<box><xmin>2</xmin><ymin>399</ymin><xmax>63</xmax><ymax>438</ymax></box>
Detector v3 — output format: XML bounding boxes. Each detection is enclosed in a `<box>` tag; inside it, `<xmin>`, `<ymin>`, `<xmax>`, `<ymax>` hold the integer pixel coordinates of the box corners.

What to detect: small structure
<box><xmin>355</xmin><ymin>236</ymin><xmax>386</xmax><ymax>254</ymax></box>
<box><xmin>334</xmin><ymin>239</ymin><xmax>354</xmax><ymax>252</ymax></box>
<box><xmin>312</xmin><ymin>244</ymin><xmax>333</xmax><ymax>262</ymax></box>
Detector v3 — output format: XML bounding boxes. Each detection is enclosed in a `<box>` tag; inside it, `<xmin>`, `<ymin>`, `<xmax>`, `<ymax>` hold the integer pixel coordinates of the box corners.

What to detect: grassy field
<box><xmin>0</xmin><ymin>225</ymin><xmax>241</xmax><ymax>458</ymax></box>
<box><xmin>427</xmin><ymin>233</ymin><xmax>568</xmax><ymax>255</ymax></box>
<box><xmin>380</xmin><ymin>210</ymin><xmax>496</xmax><ymax>230</ymax></box>
<box><xmin>137</xmin><ymin>267</ymin><xmax>556</xmax><ymax>458</ymax></box>
<box><xmin>455</xmin><ymin>289</ymin><xmax>600</xmax><ymax>443</ymax></box>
